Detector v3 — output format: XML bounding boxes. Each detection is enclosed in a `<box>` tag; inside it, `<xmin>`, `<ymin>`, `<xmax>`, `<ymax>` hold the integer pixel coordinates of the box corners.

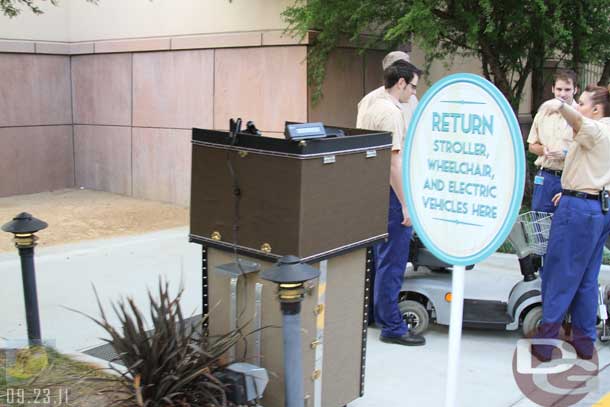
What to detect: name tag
<box><xmin>534</xmin><ymin>175</ymin><xmax>544</xmax><ymax>185</ymax></box>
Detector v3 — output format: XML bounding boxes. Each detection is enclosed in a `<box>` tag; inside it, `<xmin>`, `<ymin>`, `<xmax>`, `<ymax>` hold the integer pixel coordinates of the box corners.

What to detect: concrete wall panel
<box><xmin>0</xmin><ymin>54</ymin><xmax>71</xmax><ymax>127</ymax></box>
<box><xmin>364</xmin><ymin>50</ymin><xmax>385</xmax><ymax>95</ymax></box>
<box><xmin>214</xmin><ymin>46</ymin><xmax>308</xmax><ymax>132</ymax></box>
<box><xmin>308</xmin><ymin>48</ymin><xmax>364</xmax><ymax>128</ymax></box>
<box><xmin>0</xmin><ymin>126</ymin><xmax>74</xmax><ymax>197</ymax></box>
<box><xmin>74</xmin><ymin>125</ymin><xmax>131</xmax><ymax>195</ymax></box>
<box><xmin>132</xmin><ymin>128</ymin><xmax>191</xmax><ymax>206</ymax></box>
<box><xmin>72</xmin><ymin>53</ymin><xmax>132</xmax><ymax>126</ymax></box>
<box><xmin>133</xmin><ymin>50</ymin><xmax>214</xmax><ymax>129</ymax></box>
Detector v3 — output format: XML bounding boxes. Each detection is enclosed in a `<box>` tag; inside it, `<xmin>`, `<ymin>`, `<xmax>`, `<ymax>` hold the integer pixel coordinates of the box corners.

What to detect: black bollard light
<box><xmin>2</xmin><ymin>213</ymin><xmax>48</xmax><ymax>346</ymax></box>
<box><xmin>261</xmin><ymin>255</ymin><xmax>320</xmax><ymax>407</ymax></box>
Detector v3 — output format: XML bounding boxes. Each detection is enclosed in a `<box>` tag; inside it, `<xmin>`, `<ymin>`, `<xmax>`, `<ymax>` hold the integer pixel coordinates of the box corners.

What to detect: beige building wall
<box><xmin>69</xmin><ymin>0</ymin><xmax>294</xmax><ymax>42</ymax></box>
<box><xmin>0</xmin><ymin>54</ymin><xmax>74</xmax><ymax>197</ymax></box>
<box><xmin>0</xmin><ymin>39</ymin><xmax>380</xmax><ymax>202</ymax></box>
<box><xmin>0</xmin><ymin>0</ymin><xmax>293</xmax><ymax>42</ymax></box>
<box><xmin>69</xmin><ymin>45</ymin><xmax>309</xmax><ymax>206</ymax></box>
<box><xmin>0</xmin><ymin>2</ymin><xmax>69</xmax><ymax>42</ymax></box>
<box><xmin>0</xmin><ymin>0</ymin><xmax>312</xmax><ymax>202</ymax></box>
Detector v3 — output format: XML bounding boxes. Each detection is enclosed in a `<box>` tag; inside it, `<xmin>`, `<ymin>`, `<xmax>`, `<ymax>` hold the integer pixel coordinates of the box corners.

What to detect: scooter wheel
<box><xmin>522</xmin><ymin>305</ymin><xmax>543</xmax><ymax>337</ymax></box>
<box><xmin>398</xmin><ymin>300</ymin><xmax>429</xmax><ymax>335</ymax></box>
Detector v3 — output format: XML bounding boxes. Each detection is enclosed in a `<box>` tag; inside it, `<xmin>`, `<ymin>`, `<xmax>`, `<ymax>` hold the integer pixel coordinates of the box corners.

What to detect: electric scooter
<box><xmin>399</xmin><ymin>212</ymin><xmax>610</xmax><ymax>339</ymax></box>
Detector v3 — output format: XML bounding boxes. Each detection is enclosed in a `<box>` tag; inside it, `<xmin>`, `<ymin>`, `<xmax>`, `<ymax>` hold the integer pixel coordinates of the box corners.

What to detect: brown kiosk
<box><xmin>189</xmin><ymin>124</ymin><xmax>391</xmax><ymax>407</ymax></box>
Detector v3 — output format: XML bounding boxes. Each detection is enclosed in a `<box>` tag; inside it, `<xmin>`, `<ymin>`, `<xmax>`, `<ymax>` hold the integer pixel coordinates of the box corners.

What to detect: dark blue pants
<box><xmin>538</xmin><ymin>195</ymin><xmax>610</xmax><ymax>356</ymax></box>
<box><xmin>373</xmin><ymin>188</ymin><xmax>412</xmax><ymax>338</ymax></box>
<box><xmin>532</xmin><ymin>170</ymin><xmax>563</xmax><ymax>279</ymax></box>
<box><xmin>531</xmin><ymin>170</ymin><xmax>562</xmax><ymax>213</ymax></box>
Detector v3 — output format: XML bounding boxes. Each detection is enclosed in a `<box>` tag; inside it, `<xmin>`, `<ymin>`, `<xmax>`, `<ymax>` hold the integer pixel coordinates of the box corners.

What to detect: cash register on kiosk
<box><xmin>284</xmin><ymin>121</ymin><xmax>346</xmax><ymax>140</ymax></box>
<box><xmin>229</xmin><ymin>118</ymin><xmax>345</xmax><ymax>140</ymax></box>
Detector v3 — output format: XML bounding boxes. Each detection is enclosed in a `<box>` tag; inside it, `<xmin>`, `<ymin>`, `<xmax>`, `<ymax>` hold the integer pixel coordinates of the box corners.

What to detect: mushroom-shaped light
<box><xmin>260</xmin><ymin>255</ymin><xmax>320</xmax><ymax>284</ymax></box>
<box><xmin>2</xmin><ymin>213</ymin><xmax>48</xmax><ymax>248</ymax></box>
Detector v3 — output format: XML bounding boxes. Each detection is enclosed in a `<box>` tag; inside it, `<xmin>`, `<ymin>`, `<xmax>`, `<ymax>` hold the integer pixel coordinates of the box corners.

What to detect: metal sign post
<box><xmin>445</xmin><ymin>265</ymin><xmax>465</xmax><ymax>407</ymax></box>
<box><xmin>403</xmin><ymin>74</ymin><xmax>525</xmax><ymax>407</ymax></box>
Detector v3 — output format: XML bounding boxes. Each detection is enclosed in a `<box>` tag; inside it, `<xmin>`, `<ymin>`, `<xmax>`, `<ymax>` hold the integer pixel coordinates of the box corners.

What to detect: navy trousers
<box><xmin>538</xmin><ymin>195</ymin><xmax>610</xmax><ymax>356</ymax></box>
<box><xmin>532</xmin><ymin>170</ymin><xmax>563</xmax><ymax>279</ymax></box>
<box><xmin>373</xmin><ymin>188</ymin><xmax>412</xmax><ymax>338</ymax></box>
<box><xmin>531</xmin><ymin>170</ymin><xmax>562</xmax><ymax>213</ymax></box>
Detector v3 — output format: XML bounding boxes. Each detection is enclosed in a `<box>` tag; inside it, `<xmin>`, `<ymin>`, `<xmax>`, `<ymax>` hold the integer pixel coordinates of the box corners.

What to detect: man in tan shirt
<box><xmin>527</xmin><ymin>70</ymin><xmax>578</xmax><ymax>212</ymax></box>
<box><xmin>357</xmin><ymin>51</ymin><xmax>419</xmax><ymax>129</ymax></box>
<box><xmin>359</xmin><ymin>60</ymin><xmax>425</xmax><ymax>346</ymax></box>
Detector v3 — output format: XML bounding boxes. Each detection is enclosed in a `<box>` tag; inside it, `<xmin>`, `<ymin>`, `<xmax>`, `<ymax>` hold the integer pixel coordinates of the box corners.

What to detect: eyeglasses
<box><xmin>408</xmin><ymin>82</ymin><xmax>417</xmax><ymax>90</ymax></box>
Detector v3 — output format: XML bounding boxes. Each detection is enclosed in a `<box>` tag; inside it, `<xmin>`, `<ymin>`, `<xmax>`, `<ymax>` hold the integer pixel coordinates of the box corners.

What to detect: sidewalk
<box><xmin>1</xmin><ymin>228</ymin><xmax>608</xmax><ymax>406</ymax></box>
<box><xmin>355</xmin><ymin>254</ymin><xmax>610</xmax><ymax>407</ymax></box>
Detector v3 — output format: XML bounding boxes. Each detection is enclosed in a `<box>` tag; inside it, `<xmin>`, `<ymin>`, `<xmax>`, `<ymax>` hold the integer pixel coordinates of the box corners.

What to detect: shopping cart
<box><xmin>514</xmin><ymin>211</ymin><xmax>553</xmax><ymax>256</ymax></box>
<box><xmin>513</xmin><ymin>211</ymin><xmax>610</xmax><ymax>341</ymax></box>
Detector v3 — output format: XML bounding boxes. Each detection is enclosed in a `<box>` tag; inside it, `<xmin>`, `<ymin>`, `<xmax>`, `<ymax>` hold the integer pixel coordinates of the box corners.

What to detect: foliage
<box><xmin>0</xmin><ymin>0</ymin><xmax>97</xmax><ymax>18</ymax></box>
<box><xmin>559</xmin><ymin>0</ymin><xmax>610</xmax><ymax>86</ymax></box>
<box><xmin>1</xmin><ymin>346</ymin><xmax>121</xmax><ymax>406</ymax></box>
<box><xmin>77</xmin><ymin>281</ymin><xmax>242</xmax><ymax>407</ymax></box>
<box><xmin>283</xmin><ymin>0</ymin><xmax>610</xmax><ymax>112</ymax></box>
<box><xmin>0</xmin><ymin>0</ymin><xmax>56</xmax><ymax>17</ymax></box>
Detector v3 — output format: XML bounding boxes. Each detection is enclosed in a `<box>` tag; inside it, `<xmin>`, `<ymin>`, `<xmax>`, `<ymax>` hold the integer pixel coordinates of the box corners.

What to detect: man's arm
<box><xmin>538</xmin><ymin>98</ymin><xmax>605</xmax><ymax>150</ymax></box>
<box><xmin>539</xmin><ymin>98</ymin><xmax>583</xmax><ymax>133</ymax></box>
<box><xmin>527</xmin><ymin>113</ymin><xmax>544</xmax><ymax>156</ymax></box>
<box><xmin>390</xmin><ymin>150</ymin><xmax>411</xmax><ymax>227</ymax></box>
<box><xmin>528</xmin><ymin>143</ymin><xmax>545</xmax><ymax>156</ymax></box>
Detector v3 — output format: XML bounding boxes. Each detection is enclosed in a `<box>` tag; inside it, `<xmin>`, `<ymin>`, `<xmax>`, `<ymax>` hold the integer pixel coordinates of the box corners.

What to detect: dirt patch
<box><xmin>0</xmin><ymin>189</ymin><xmax>188</xmax><ymax>253</ymax></box>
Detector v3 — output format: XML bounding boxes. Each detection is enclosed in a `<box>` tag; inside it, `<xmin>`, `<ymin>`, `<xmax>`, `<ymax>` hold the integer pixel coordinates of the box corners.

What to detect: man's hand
<box><xmin>543</xmin><ymin>146</ymin><xmax>565</xmax><ymax>160</ymax></box>
<box><xmin>402</xmin><ymin>206</ymin><xmax>412</xmax><ymax>227</ymax></box>
<box><xmin>552</xmin><ymin>192</ymin><xmax>562</xmax><ymax>207</ymax></box>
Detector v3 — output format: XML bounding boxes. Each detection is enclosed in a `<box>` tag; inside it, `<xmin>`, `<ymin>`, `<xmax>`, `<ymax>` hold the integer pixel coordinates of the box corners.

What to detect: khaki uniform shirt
<box><xmin>562</xmin><ymin>117</ymin><xmax>610</xmax><ymax>195</ymax></box>
<box><xmin>357</xmin><ymin>86</ymin><xmax>418</xmax><ymax>133</ymax></box>
<box><xmin>358</xmin><ymin>90</ymin><xmax>407</xmax><ymax>151</ymax></box>
<box><xmin>527</xmin><ymin>110</ymin><xmax>574</xmax><ymax>171</ymax></box>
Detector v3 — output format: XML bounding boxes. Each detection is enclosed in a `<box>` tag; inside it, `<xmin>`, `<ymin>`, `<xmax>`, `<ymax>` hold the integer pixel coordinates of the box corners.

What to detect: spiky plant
<box><xmin>79</xmin><ymin>280</ymin><xmax>242</xmax><ymax>407</ymax></box>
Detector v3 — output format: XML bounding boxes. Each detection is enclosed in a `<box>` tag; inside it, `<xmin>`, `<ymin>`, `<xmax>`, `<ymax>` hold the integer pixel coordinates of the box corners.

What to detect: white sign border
<box><xmin>403</xmin><ymin>73</ymin><xmax>525</xmax><ymax>266</ymax></box>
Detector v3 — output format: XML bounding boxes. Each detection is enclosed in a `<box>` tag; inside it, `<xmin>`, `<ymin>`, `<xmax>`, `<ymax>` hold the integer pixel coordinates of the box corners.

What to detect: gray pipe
<box><xmin>281</xmin><ymin>303</ymin><xmax>303</xmax><ymax>407</ymax></box>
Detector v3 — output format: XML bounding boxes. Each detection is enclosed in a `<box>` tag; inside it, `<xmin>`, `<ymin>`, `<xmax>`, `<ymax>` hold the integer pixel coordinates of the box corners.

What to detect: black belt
<box><xmin>562</xmin><ymin>189</ymin><xmax>599</xmax><ymax>200</ymax></box>
<box><xmin>539</xmin><ymin>168</ymin><xmax>562</xmax><ymax>177</ymax></box>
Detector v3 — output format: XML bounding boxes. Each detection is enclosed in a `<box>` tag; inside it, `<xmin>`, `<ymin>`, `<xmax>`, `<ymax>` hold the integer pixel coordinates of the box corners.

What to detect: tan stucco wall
<box><xmin>0</xmin><ymin>2</ymin><xmax>69</xmax><ymax>41</ymax></box>
<box><xmin>0</xmin><ymin>0</ymin><xmax>293</xmax><ymax>42</ymax></box>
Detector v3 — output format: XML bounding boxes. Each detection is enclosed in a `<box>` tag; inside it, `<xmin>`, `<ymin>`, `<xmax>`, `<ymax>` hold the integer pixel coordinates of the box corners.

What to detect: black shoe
<box><xmin>380</xmin><ymin>332</ymin><xmax>426</xmax><ymax>346</ymax></box>
<box><xmin>531</xmin><ymin>346</ymin><xmax>552</xmax><ymax>362</ymax></box>
<box><xmin>568</xmin><ymin>340</ymin><xmax>595</xmax><ymax>360</ymax></box>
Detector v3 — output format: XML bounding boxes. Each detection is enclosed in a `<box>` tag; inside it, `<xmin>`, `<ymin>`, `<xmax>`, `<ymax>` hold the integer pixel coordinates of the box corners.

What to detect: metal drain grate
<box><xmin>83</xmin><ymin>315</ymin><xmax>204</xmax><ymax>366</ymax></box>
<box><xmin>83</xmin><ymin>342</ymin><xmax>122</xmax><ymax>365</ymax></box>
